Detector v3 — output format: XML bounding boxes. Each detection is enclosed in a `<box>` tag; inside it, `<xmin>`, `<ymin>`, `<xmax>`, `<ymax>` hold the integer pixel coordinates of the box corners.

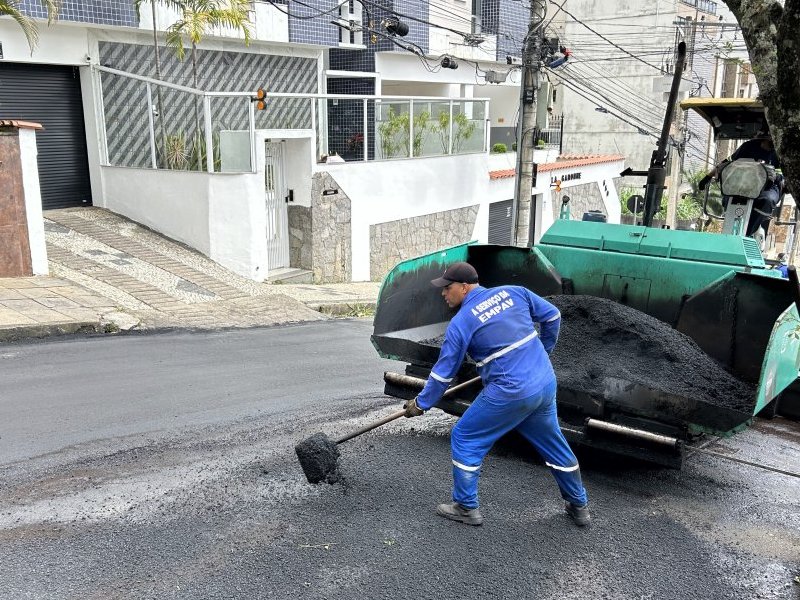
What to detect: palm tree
<box><xmin>0</xmin><ymin>0</ymin><xmax>59</xmax><ymax>53</ymax></box>
<box><xmin>164</xmin><ymin>0</ymin><xmax>252</xmax><ymax>89</ymax></box>
<box><xmin>132</xmin><ymin>0</ymin><xmax>185</xmax><ymax>166</ymax></box>
<box><xmin>133</xmin><ymin>0</ymin><xmax>185</xmax><ymax>83</ymax></box>
<box><xmin>163</xmin><ymin>0</ymin><xmax>251</xmax><ymax>169</ymax></box>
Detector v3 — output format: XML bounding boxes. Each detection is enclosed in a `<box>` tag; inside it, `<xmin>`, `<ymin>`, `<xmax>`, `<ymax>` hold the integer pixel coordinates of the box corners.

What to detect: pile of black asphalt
<box><xmin>548</xmin><ymin>295</ymin><xmax>756</xmax><ymax>413</ymax></box>
<box><xmin>295</xmin><ymin>432</ymin><xmax>341</xmax><ymax>484</ymax></box>
<box><xmin>422</xmin><ymin>294</ymin><xmax>755</xmax><ymax>414</ymax></box>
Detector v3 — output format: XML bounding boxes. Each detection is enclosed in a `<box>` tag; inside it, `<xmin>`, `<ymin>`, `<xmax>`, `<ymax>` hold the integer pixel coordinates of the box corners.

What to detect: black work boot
<box><xmin>565</xmin><ymin>502</ymin><xmax>591</xmax><ymax>527</ymax></box>
<box><xmin>436</xmin><ymin>502</ymin><xmax>484</xmax><ymax>526</ymax></box>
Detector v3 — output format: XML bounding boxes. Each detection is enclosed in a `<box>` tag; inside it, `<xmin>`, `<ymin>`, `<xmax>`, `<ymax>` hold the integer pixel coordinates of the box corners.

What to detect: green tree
<box><xmin>133</xmin><ymin>0</ymin><xmax>185</xmax><ymax>166</ymax></box>
<box><xmin>133</xmin><ymin>0</ymin><xmax>184</xmax><ymax>83</ymax></box>
<box><xmin>432</xmin><ymin>111</ymin><xmax>476</xmax><ymax>154</ymax></box>
<box><xmin>0</xmin><ymin>0</ymin><xmax>59</xmax><ymax>53</ymax></box>
<box><xmin>378</xmin><ymin>106</ymin><xmax>404</xmax><ymax>159</ymax></box>
<box><xmin>163</xmin><ymin>0</ymin><xmax>252</xmax><ymax>170</ymax></box>
<box><xmin>400</xmin><ymin>109</ymin><xmax>430</xmax><ymax>157</ymax></box>
<box><xmin>164</xmin><ymin>0</ymin><xmax>252</xmax><ymax>89</ymax></box>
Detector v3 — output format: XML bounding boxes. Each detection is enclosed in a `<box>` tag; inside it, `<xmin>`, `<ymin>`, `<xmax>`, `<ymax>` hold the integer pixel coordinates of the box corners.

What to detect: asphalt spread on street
<box><xmin>1</xmin><ymin>401</ymin><xmax>798</xmax><ymax>598</ymax></box>
<box><xmin>0</xmin><ymin>323</ymin><xmax>798</xmax><ymax>599</ymax></box>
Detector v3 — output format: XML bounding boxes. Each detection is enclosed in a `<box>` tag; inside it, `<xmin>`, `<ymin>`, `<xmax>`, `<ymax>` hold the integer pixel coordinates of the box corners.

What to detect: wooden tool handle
<box><xmin>335</xmin><ymin>375</ymin><xmax>482</xmax><ymax>445</ymax></box>
<box><xmin>442</xmin><ymin>375</ymin><xmax>481</xmax><ymax>398</ymax></box>
<box><xmin>335</xmin><ymin>409</ymin><xmax>407</xmax><ymax>444</ymax></box>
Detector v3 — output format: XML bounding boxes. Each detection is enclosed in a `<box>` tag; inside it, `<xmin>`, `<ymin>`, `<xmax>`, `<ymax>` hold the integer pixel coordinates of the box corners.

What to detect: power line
<box><xmin>555</xmin><ymin>1</ymin><xmax>698</xmax><ymax>85</ymax></box>
<box><xmin>548</xmin><ymin>70</ymin><xmax>659</xmax><ymax>139</ymax></box>
<box><xmin>260</xmin><ymin>0</ymin><xmax>343</xmax><ymax>20</ymax></box>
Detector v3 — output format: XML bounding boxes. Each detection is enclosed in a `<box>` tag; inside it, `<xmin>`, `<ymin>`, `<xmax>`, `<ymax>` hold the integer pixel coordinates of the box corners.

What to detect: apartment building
<box><xmin>0</xmin><ymin>1</ymin><xmax>623</xmax><ymax>282</ymax></box>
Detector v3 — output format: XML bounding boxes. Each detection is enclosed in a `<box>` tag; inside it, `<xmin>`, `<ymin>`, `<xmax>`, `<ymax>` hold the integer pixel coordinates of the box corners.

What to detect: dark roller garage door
<box><xmin>0</xmin><ymin>63</ymin><xmax>92</xmax><ymax>209</ymax></box>
<box><xmin>488</xmin><ymin>199</ymin><xmax>513</xmax><ymax>244</ymax></box>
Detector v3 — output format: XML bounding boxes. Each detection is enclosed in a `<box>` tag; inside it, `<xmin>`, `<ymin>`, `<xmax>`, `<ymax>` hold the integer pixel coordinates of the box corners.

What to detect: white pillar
<box><xmin>18</xmin><ymin>127</ymin><xmax>49</xmax><ymax>275</ymax></box>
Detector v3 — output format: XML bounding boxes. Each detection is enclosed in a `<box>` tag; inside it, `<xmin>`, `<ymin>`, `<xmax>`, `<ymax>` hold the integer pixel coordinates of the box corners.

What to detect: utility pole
<box><xmin>510</xmin><ymin>0</ymin><xmax>547</xmax><ymax>247</ymax></box>
<box><xmin>643</xmin><ymin>42</ymin><xmax>687</xmax><ymax>227</ymax></box>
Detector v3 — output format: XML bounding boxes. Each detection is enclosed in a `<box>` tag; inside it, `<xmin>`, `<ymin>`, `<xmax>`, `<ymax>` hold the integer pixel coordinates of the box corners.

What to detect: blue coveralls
<box><xmin>416</xmin><ymin>285</ymin><xmax>588</xmax><ymax>509</ymax></box>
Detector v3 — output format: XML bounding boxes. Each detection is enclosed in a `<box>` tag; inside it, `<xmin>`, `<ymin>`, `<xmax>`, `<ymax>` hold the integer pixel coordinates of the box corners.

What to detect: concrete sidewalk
<box><xmin>0</xmin><ymin>208</ymin><xmax>380</xmax><ymax>342</ymax></box>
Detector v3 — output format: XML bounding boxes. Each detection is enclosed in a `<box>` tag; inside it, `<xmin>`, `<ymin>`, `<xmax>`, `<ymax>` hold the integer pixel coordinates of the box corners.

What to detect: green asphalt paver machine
<box><xmin>371</xmin><ymin>44</ymin><xmax>800</xmax><ymax>467</ymax></box>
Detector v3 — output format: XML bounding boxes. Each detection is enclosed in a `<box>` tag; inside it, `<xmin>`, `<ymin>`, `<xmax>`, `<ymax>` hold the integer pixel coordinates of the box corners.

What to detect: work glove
<box><xmin>403</xmin><ymin>397</ymin><xmax>425</xmax><ymax>418</ymax></box>
<box><xmin>698</xmin><ymin>174</ymin><xmax>712</xmax><ymax>191</ymax></box>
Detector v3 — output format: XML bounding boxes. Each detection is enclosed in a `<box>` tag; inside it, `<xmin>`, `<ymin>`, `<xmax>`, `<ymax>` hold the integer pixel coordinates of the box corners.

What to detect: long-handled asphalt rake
<box><xmin>295</xmin><ymin>376</ymin><xmax>481</xmax><ymax>484</ymax></box>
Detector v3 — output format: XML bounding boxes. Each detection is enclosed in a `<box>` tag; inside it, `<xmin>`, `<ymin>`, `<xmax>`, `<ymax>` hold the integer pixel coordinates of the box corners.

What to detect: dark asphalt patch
<box><xmin>1</xmin><ymin>411</ymin><xmax>797</xmax><ymax>600</ymax></box>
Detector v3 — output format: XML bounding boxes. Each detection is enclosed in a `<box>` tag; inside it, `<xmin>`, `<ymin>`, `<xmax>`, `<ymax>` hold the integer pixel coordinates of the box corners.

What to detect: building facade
<box><xmin>0</xmin><ymin>0</ymin><xmax>622</xmax><ymax>282</ymax></box>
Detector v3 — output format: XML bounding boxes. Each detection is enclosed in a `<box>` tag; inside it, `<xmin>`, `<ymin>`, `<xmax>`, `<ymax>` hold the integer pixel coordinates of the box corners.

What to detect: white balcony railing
<box><xmin>92</xmin><ymin>65</ymin><xmax>490</xmax><ymax>172</ymax></box>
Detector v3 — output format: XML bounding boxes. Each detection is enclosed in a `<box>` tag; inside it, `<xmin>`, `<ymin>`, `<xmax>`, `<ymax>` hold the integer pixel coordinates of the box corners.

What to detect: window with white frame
<box><xmin>338</xmin><ymin>0</ymin><xmax>364</xmax><ymax>47</ymax></box>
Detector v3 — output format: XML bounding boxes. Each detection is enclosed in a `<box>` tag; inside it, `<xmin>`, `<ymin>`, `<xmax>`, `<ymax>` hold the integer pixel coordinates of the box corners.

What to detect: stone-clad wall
<box><xmin>369</xmin><ymin>205</ymin><xmax>480</xmax><ymax>281</ymax></box>
<box><xmin>311</xmin><ymin>172</ymin><xmax>351</xmax><ymax>283</ymax></box>
<box><xmin>302</xmin><ymin>174</ymin><xmax>479</xmax><ymax>283</ymax></box>
<box><xmin>557</xmin><ymin>180</ymin><xmax>617</xmax><ymax>220</ymax></box>
<box><xmin>287</xmin><ymin>205</ymin><xmax>312</xmax><ymax>271</ymax></box>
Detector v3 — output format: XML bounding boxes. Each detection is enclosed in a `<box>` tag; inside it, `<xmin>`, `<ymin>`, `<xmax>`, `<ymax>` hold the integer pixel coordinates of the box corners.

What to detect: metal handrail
<box><xmin>93</xmin><ymin>64</ymin><xmax>492</xmax><ymax>171</ymax></box>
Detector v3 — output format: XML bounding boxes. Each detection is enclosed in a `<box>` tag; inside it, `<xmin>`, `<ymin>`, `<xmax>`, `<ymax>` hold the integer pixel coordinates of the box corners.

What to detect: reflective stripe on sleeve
<box><xmin>452</xmin><ymin>460</ymin><xmax>481</xmax><ymax>472</ymax></box>
<box><xmin>430</xmin><ymin>371</ymin><xmax>453</xmax><ymax>384</ymax></box>
<box><xmin>545</xmin><ymin>312</ymin><xmax>561</xmax><ymax>322</ymax></box>
<box><xmin>545</xmin><ymin>462</ymin><xmax>580</xmax><ymax>472</ymax></box>
<box><xmin>475</xmin><ymin>331</ymin><xmax>539</xmax><ymax>367</ymax></box>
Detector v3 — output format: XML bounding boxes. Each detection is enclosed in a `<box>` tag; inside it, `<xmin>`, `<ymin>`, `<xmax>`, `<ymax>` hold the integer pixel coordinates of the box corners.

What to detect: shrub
<box><xmin>492</xmin><ymin>143</ymin><xmax>507</xmax><ymax>153</ymax></box>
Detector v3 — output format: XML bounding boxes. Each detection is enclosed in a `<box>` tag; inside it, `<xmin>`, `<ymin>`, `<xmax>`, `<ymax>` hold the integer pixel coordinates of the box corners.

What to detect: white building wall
<box><xmin>320</xmin><ymin>154</ymin><xmax>623</xmax><ymax>281</ymax></box>
<box><xmin>0</xmin><ymin>19</ymin><xmax>91</xmax><ymax>64</ymax></box>
<box><xmin>321</xmin><ymin>154</ymin><xmax>494</xmax><ymax>281</ymax></box>
<box><xmin>481</xmin><ymin>85</ymin><xmax>522</xmax><ymax>135</ymax></box>
<box><xmin>208</xmin><ymin>172</ymin><xmax>267</xmax><ymax>280</ymax></box>
<box><xmin>100</xmin><ymin>167</ymin><xmax>213</xmax><ymax>254</ymax></box>
<box><xmin>380</xmin><ymin>82</ymin><xmax>455</xmax><ymax>97</ymax></box>
<box><xmin>376</xmin><ymin>52</ymin><xmax>513</xmax><ymax>89</ymax></box>
<box><xmin>100</xmin><ymin>166</ymin><xmax>270</xmax><ymax>280</ymax></box>
<box><xmin>428</xmin><ymin>30</ymin><xmax>499</xmax><ymax>62</ymax></box>
<box><xmin>135</xmin><ymin>1</ymin><xmax>289</xmax><ymax>43</ymax></box>
<box><xmin>281</xmin><ymin>136</ymin><xmax>316</xmax><ymax>208</ymax></box>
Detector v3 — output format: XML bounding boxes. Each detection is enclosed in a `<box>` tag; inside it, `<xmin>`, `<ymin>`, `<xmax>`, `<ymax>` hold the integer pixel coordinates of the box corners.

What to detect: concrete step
<box><xmin>267</xmin><ymin>268</ymin><xmax>313</xmax><ymax>284</ymax></box>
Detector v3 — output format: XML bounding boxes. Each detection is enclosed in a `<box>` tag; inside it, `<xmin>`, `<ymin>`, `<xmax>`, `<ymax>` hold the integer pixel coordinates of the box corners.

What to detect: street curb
<box><xmin>0</xmin><ymin>321</ymin><xmax>103</xmax><ymax>343</ymax></box>
<box><xmin>309</xmin><ymin>301</ymin><xmax>377</xmax><ymax>317</ymax></box>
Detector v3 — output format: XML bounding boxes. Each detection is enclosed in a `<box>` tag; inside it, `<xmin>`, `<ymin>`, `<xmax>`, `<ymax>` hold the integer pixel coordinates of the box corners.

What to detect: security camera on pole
<box><xmin>511</xmin><ymin>0</ymin><xmax>547</xmax><ymax>247</ymax></box>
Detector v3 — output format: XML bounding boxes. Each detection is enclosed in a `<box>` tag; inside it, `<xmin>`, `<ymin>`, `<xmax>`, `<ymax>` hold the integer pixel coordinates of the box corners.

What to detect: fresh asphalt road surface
<box><xmin>0</xmin><ymin>320</ymin><xmax>396</xmax><ymax>464</ymax></box>
<box><xmin>0</xmin><ymin>320</ymin><xmax>798</xmax><ymax>599</ymax></box>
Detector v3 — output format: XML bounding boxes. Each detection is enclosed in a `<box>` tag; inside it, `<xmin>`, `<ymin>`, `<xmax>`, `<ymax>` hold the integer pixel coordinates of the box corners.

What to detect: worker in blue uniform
<box><xmin>404</xmin><ymin>261</ymin><xmax>590</xmax><ymax>527</ymax></box>
<box><xmin>775</xmin><ymin>253</ymin><xmax>790</xmax><ymax>278</ymax></box>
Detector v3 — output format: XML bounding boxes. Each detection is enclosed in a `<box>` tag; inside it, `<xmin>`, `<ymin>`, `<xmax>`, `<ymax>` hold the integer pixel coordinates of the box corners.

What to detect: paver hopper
<box><xmin>372</xmin><ymin>221</ymin><xmax>800</xmax><ymax>467</ymax></box>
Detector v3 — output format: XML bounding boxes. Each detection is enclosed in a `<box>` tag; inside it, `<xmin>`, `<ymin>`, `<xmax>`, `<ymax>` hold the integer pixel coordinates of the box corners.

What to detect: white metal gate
<box><xmin>265</xmin><ymin>141</ymin><xmax>290</xmax><ymax>271</ymax></box>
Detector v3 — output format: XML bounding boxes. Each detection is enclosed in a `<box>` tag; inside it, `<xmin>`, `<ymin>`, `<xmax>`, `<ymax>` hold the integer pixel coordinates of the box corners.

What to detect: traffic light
<box><xmin>253</xmin><ymin>88</ymin><xmax>267</xmax><ymax>110</ymax></box>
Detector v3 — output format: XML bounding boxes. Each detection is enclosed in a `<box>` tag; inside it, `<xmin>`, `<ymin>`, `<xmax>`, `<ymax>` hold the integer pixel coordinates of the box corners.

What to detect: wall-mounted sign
<box><xmin>322</xmin><ymin>189</ymin><xmax>338</xmax><ymax>196</ymax></box>
<box><xmin>550</xmin><ymin>171</ymin><xmax>582</xmax><ymax>184</ymax></box>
